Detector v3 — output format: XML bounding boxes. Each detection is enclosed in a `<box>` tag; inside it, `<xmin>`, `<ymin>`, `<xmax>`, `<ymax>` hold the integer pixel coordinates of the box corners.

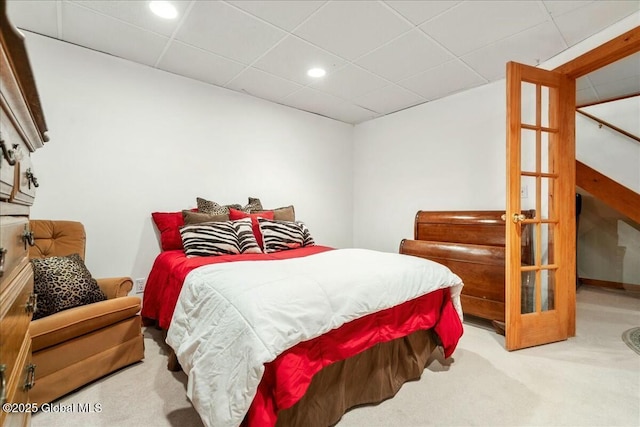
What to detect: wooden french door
<box><xmin>505</xmin><ymin>61</ymin><xmax>576</xmax><ymax>351</ymax></box>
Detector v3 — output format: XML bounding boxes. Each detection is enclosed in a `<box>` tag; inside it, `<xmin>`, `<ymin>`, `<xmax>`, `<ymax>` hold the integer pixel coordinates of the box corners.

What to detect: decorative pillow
<box><xmin>228</xmin><ymin>208</ymin><xmax>274</xmax><ymax>248</ymax></box>
<box><xmin>152</xmin><ymin>210</ymin><xmax>195</xmax><ymax>251</ymax></box>
<box><xmin>196</xmin><ymin>197</ymin><xmax>263</xmax><ymax>214</ymax></box>
<box><xmin>245</xmin><ymin>197</ymin><xmax>264</xmax><ymax>212</ymax></box>
<box><xmin>180</xmin><ymin>218</ymin><xmax>262</xmax><ymax>257</ymax></box>
<box><xmin>196</xmin><ymin>197</ymin><xmax>240</xmax><ymax>215</ymax></box>
<box><xmin>254</xmin><ymin>205</ymin><xmax>295</xmax><ymax>222</ymax></box>
<box><xmin>182</xmin><ymin>210</ymin><xmax>229</xmax><ymax>225</ymax></box>
<box><xmin>30</xmin><ymin>253</ymin><xmax>106</xmax><ymax>320</ymax></box>
<box><xmin>258</xmin><ymin>218</ymin><xmax>315</xmax><ymax>253</ymax></box>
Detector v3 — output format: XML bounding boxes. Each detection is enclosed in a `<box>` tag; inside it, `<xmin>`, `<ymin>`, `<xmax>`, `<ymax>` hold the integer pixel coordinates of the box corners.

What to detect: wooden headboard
<box><xmin>400</xmin><ymin>210</ymin><xmax>534</xmax><ymax>323</ymax></box>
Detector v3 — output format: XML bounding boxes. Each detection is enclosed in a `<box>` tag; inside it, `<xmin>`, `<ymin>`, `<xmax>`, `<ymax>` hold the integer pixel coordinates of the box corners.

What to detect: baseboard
<box><xmin>579</xmin><ymin>277</ymin><xmax>640</xmax><ymax>293</ymax></box>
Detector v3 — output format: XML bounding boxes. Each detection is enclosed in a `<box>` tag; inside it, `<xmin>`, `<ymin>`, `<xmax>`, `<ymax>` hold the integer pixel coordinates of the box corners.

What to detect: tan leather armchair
<box><xmin>28</xmin><ymin>220</ymin><xmax>144</xmax><ymax>404</ymax></box>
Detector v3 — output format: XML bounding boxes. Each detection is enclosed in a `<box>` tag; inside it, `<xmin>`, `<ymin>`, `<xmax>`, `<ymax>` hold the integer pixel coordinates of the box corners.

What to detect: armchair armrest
<box><xmin>96</xmin><ymin>277</ymin><xmax>133</xmax><ymax>299</ymax></box>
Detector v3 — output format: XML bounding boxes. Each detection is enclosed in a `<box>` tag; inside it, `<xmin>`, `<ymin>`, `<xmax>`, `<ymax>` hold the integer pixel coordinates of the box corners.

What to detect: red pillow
<box><xmin>152</xmin><ymin>210</ymin><xmax>193</xmax><ymax>251</ymax></box>
<box><xmin>228</xmin><ymin>208</ymin><xmax>274</xmax><ymax>249</ymax></box>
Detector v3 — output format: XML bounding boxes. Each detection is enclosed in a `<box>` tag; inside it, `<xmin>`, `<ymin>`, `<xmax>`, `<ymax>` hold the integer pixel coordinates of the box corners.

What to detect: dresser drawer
<box><xmin>10</xmin><ymin>158</ymin><xmax>37</xmax><ymax>206</ymax></box>
<box><xmin>0</xmin><ymin>264</ymin><xmax>34</xmax><ymax>401</ymax></box>
<box><xmin>0</xmin><ymin>109</ymin><xmax>22</xmax><ymax>201</ymax></box>
<box><xmin>0</xmin><ymin>338</ymin><xmax>33</xmax><ymax>427</ymax></box>
<box><xmin>0</xmin><ymin>217</ymin><xmax>30</xmax><ymax>294</ymax></box>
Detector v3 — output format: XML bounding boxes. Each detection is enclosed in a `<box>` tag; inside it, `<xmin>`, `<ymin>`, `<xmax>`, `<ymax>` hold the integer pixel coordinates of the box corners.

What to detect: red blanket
<box><xmin>142</xmin><ymin>247</ymin><xmax>463</xmax><ymax>426</ymax></box>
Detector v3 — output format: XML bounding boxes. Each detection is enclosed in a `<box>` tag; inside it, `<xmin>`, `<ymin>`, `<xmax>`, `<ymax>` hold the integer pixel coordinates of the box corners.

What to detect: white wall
<box><xmin>576</xmin><ymin>97</ymin><xmax>640</xmax><ymax>192</ymax></box>
<box><xmin>25</xmin><ymin>32</ymin><xmax>354</xmax><ymax>282</ymax></box>
<box><xmin>352</xmin><ymin>81</ymin><xmax>506</xmax><ymax>252</ymax></box>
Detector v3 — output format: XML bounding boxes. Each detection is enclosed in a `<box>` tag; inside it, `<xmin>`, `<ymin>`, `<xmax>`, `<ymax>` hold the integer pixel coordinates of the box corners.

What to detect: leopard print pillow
<box><xmin>196</xmin><ymin>197</ymin><xmax>241</xmax><ymax>215</ymax></box>
<box><xmin>196</xmin><ymin>197</ymin><xmax>263</xmax><ymax>214</ymax></box>
<box><xmin>30</xmin><ymin>253</ymin><xmax>106</xmax><ymax>320</ymax></box>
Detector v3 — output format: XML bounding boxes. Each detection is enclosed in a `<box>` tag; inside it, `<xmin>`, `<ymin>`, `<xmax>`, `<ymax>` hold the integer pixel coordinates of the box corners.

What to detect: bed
<box><xmin>142</xmin><ymin>209</ymin><xmax>464</xmax><ymax>427</ymax></box>
<box><xmin>399</xmin><ymin>210</ymin><xmax>535</xmax><ymax>324</ymax></box>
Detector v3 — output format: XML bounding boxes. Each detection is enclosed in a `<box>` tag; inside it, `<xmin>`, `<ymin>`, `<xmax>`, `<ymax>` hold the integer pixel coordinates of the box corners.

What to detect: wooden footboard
<box><xmin>400</xmin><ymin>210</ymin><xmax>534</xmax><ymax>323</ymax></box>
<box><xmin>401</xmin><ymin>239</ymin><xmax>506</xmax><ymax>321</ymax></box>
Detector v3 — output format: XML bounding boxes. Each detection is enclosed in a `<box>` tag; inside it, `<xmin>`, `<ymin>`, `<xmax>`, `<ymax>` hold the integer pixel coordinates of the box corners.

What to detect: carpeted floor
<box><xmin>32</xmin><ymin>285</ymin><xmax>640</xmax><ymax>427</ymax></box>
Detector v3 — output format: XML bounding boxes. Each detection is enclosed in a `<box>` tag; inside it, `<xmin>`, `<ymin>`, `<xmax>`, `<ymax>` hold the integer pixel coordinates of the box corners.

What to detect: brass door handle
<box><xmin>513</xmin><ymin>213</ymin><xmax>526</xmax><ymax>223</ymax></box>
<box><xmin>501</xmin><ymin>213</ymin><xmax>526</xmax><ymax>223</ymax></box>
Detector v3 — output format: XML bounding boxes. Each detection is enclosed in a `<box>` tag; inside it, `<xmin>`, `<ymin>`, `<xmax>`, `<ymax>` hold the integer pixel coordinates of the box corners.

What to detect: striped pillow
<box><xmin>180</xmin><ymin>218</ymin><xmax>262</xmax><ymax>257</ymax></box>
<box><xmin>258</xmin><ymin>218</ymin><xmax>315</xmax><ymax>253</ymax></box>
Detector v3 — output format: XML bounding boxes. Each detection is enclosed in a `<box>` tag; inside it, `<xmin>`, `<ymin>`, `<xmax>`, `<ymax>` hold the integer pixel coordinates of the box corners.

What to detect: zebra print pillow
<box><xmin>180</xmin><ymin>218</ymin><xmax>262</xmax><ymax>257</ymax></box>
<box><xmin>258</xmin><ymin>218</ymin><xmax>315</xmax><ymax>253</ymax></box>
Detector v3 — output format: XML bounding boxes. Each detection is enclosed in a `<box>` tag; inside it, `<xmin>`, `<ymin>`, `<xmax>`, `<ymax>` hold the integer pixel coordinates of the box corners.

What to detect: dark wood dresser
<box><xmin>400</xmin><ymin>210</ymin><xmax>533</xmax><ymax>323</ymax></box>
<box><xmin>0</xmin><ymin>2</ymin><xmax>48</xmax><ymax>425</ymax></box>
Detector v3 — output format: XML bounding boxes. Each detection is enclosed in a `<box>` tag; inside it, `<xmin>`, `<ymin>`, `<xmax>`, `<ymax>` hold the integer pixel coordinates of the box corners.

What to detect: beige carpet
<box><xmin>32</xmin><ymin>285</ymin><xmax>640</xmax><ymax>427</ymax></box>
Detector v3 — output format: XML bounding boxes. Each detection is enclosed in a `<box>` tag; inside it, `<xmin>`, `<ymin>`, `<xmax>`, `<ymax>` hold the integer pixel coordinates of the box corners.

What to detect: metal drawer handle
<box><xmin>22</xmin><ymin>227</ymin><xmax>35</xmax><ymax>249</ymax></box>
<box><xmin>23</xmin><ymin>364</ymin><xmax>36</xmax><ymax>391</ymax></box>
<box><xmin>26</xmin><ymin>293</ymin><xmax>38</xmax><ymax>315</ymax></box>
<box><xmin>0</xmin><ymin>364</ymin><xmax>6</xmax><ymax>405</ymax></box>
<box><xmin>26</xmin><ymin>168</ymin><xmax>39</xmax><ymax>188</ymax></box>
<box><xmin>0</xmin><ymin>247</ymin><xmax>6</xmax><ymax>278</ymax></box>
<box><xmin>0</xmin><ymin>138</ymin><xmax>18</xmax><ymax>166</ymax></box>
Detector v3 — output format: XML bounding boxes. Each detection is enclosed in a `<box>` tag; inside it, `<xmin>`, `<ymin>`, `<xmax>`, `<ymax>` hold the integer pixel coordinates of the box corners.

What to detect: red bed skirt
<box><xmin>247</xmin><ymin>288</ymin><xmax>462</xmax><ymax>426</ymax></box>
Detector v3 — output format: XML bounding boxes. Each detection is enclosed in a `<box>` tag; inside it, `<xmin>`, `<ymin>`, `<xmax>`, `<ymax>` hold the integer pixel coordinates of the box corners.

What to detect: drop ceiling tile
<box><xmin>7</xmin><ymin>0</ymin><xmax>59</xmax><ymax>37</ymax></box>
<box><xmin>252</xmin><ymin>35</ymin><xmax>346</xmax><ymax>85</ymax></box>
<box><xmin>553</xmin><ymin>1</ymin><xmax>640</xmax><ymax>46</ymax></box>
<box><xmin>282</xmin><ymin>86</ymin><xmax>347</xmax><ymax>118</ymax></box>
<box><xmin>157</xmin><ymin>41</ymin><xmax>246</xmax><ymax>87</ymax></box>
<box><xmin>384</xmin><ymin>0</ymin><xmax>462</xmax><ymax>25</ymax></box>
<box><xmin>227</xmin><ymin>1</ymin><xmax>324</xmax><ymax>31</ymax></box>
<box><xmin>576</xmin><ymin>86</ymin><xmax>599</xmax><ymax>106</ymax></box>
<box><xmin>585</xmin><ymin>52</ymin><xmax>640</xmax><ymax>85</ymax></box>
<box><xmin>310</xmin><ymin>64</ymin><xmax>390</xmax><ymax>101</ymax></box>
<box><xmin>576</xmin><ymin>76</ymin><xmax>594</xmax><ymax>91</ymax></box>
<box><xmin>326</xmin><ymin>102</ymin><xmax>379</xmax><ymax>124</ymax></box>
<box><xmin>353</xmin><ymin>84</ymin><xmax>425</xmax><ymax>115</ymax></box>
<box><xmin>398</xmin><ymin>60</ymin><xmax>486</xmax><ymax>100</ymax></box>
<box><xmin>175</xmin><ymin>0</ymin><xmax>286</xmax><ymax>65</ymax></box>
<box><xmin>463</xmin><ymin>21</ymin><xmax>567</xmax><ymax>81</ymax></box>
<box><xmin>356</xmin><ymin>29</ymin><xmax>454</xmax><ymax>82</ymax></box>
<box><xmin>542</xmin><ymin>0</ymin><xmax>593</xmax><ymax>17</ymax></box>
<box><xmin>71</xmin><ymin>0</ymin><xmax>188</xmax><ymax>36</ymax></box>
<box><xmin>61</xmin><ymin>2</ymin><xmax>169</xmax><ymax>66</ymax></box>
<box><xmin>421</xmin><ymin>1</ymin><xmax>548</xmax><ymax>56</ymax></box>
<box><xmin>293</xmin><ymin>1</ymin><xmax>412</xmax><ymax>60</ymax></box>
<box><xmin>593</xmin><ymin>76</ymin><xmax>640</xmax><ymax>102</ymax></box>
<box><xmin>226</xmin><ymin>67</ymin><xmax>304</xmax><ymax>103</ymax></box>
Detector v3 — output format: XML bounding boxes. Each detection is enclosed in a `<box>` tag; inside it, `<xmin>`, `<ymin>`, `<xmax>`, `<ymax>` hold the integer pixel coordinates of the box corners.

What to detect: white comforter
<box><xmin>166</xmin><ymin>248</ymin><xmax>463</xmax><ymax>427</ymax></box>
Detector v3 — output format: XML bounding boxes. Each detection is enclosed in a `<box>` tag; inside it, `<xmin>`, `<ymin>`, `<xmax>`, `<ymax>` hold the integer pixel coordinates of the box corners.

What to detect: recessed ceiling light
<box><xmin>149</xmin><ymin>1</ymin><xmax>178</xmax><ymax>19</ymax></box>
<box><xmin>307</xmin><ymin>68</ymin><xmax>326</xmax><ymax>78</ymax></box>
